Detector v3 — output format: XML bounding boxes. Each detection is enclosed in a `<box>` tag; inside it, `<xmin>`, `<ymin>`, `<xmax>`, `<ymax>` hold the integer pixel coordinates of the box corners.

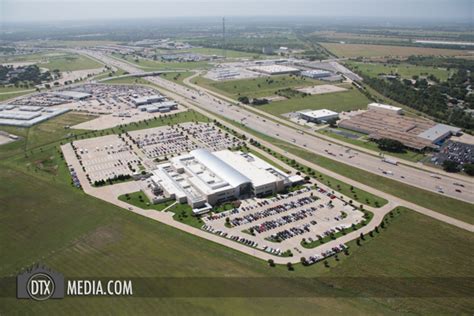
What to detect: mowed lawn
<box><xmin>258</xmin><ymin>87</ymin><xmax>370</xmax><ymax>115</ymax></box>
<box><xmin>111</xmin><ymin>53</ymin><xmax>210</xmax><ymax>71</ymax></box>
<box><xmin>346</xmin><ymin>61</ymin><xmax>453</xmax><ymax>81</ymax></box>
<box><xmin>320</xmin><ymin>43</ymin><xmax>472</xmax><ymax>58</ymax></box>
<box><xmin>194</xmin><ymin>75</ymin><xmax>324</xmax><ymax>99</ymax></box>
<box><xmin>0</xmin><ymin>112</ymin><xmax>96</xmax><ymax>159</ymax></box>
<box><xmin>0</xmin><ymin>90</ymin><xmax>33</xmax><ymax>102</ymax></box>
<box><xmin>41</xmin><ymin>54</ymin><xmax>103</xmax><ymax>72</ymax></box>
<box><xmin>159</xmin><ymin>71</ymin><xmax>194</xmax><ymax>84</ymax></box>
<box><xmin>186</xmin><ymin>47</ymin><xmax>262</xmax><ymax>59</ymax></box>
<box><xmin>0</xmin><ymin>163</ymin><xmax>472</xmax><ymax>314</ymax></box>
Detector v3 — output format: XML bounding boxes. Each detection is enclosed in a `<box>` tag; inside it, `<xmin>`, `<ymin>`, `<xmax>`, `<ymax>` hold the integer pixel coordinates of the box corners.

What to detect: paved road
<box><xmin>61</xmin><ymin>143</ymin><xmax>395</xmax><ymax>264</ymax></box>
<box><xmin>150</xmin><ymin>69</ymin><xmax>474</xmax><ymax>204</ymax></box>
<box><xmin>76</xmin><ymin>50</ymin><xmax>474</xmax><ymax>232</ymax></box>
<box><xmin>187</xmin><ymin>71</ymin><xmax>472</xmax><ymax>184</ymax></box>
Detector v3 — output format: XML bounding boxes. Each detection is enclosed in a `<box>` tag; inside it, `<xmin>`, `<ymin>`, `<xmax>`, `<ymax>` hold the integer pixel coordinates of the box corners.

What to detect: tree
<box><xmin>286</xmin><ymin>262</ymin><xmax>294</xmax><ymax>271</ymax></box>
<box><xmin>326</xmin><ymin>118</ymin><xmax>338</xmax><ymax>127</ymax></box>
<box><xmin>267</xmin><ymin>259</ymin><xmax>275</xmax><ymax>267</ymax></box>
<box><xmin>238</xmin><ymin>96</ymin><xmax>249</xmax><ymax>104</ymax></box>
<box><xmin>377</xmin><ymin>138</ymin><xmax>405</xmax><ymax>153</ymax></box>
<box><xmin>442</xmin><ymin>160</ymin><xmax>460</xmax><ymax>173</ymax></box>
<box><xmin>464</xmin><ymin>163</ymin><xmax>474</xmax><ymax>176</ymax></box>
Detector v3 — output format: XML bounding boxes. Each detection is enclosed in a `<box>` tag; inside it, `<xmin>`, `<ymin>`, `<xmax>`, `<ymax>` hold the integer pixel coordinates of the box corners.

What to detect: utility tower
<box><xmin>222</xmin><ymin>17</ymin><xmax>226</xmax><ymax>59</ymax></box>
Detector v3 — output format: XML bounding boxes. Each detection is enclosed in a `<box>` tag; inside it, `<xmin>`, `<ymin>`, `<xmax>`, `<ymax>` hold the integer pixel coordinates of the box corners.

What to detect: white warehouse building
<box><xmin>368</xmin><ymin>102</ymin><xmax>403</xmax><ymax>115</ymax></box>
<box><xmin>297</xmin><ymin>109</ymin><xmax>339</xmax><ymax>123</ymax></box>
<box><xmin>301</xmin><ymin>69</ymin><xmax>333</xmax><ymax>79</ymax></box>
<box><xmin>151</xmin><ymin>149</ymin><xmax>303</xmax><ymax>214</ymax></box>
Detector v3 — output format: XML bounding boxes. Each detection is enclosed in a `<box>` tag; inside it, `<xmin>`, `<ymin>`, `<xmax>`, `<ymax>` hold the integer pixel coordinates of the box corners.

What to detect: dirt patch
<box><xmin>296</xmin><ymin>84</ymin><xmax>347</xmax><ymax>95</ymax></box>
<box><xmin>79</xmin><ymin>223</ymin><xmax>123</xmax><ymax>251</ymax></box>
<box><xmin>263</xmin><ymin>95</ymin><xmax>287</xmax><ymax>102</ymax></box>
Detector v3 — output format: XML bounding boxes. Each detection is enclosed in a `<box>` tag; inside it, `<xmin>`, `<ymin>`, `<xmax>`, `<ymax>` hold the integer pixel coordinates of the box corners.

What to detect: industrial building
<box><xmin>249</xmin><ymin>65</ymin><xmax>300</xmax><ymax>75</ymax></box>
<box><xmin>298</xmin><ymin>109</ymin><xmax>339</xmax><ymax>123</ymax></box>
<box><xmin>418</xmin><ymin>124</ymin><xmax>461</xmax><ymax>145</ymax></box>
<box><xmin>367</xmin><ymin>102</ymin><xmax>404</xmax><ymax>115</ymax></box>
<box><xmin>301</xmin><ymin>69</ymin><xmax>333</xmax><ymax>79</ymax></box>
<box><xmin>151</xmin><ymin>149</ymin><xmax>303</xmax><ymax>214</ymax></box>
<box><xmin>0</xmin><ymin>104</ymin><xmax>70</xmax><ymax>127</ymax></box>
<box><xmin>132</xmin><ymin>94</ymin><xmax>166</xmax><ymax>106</ymax></box>
<box><xmin>54</xmin><ymin>91</ymin><xmax>92</xmax><ymax>100</ymax></box>
<box><xmin>138</xmin><ymin>101</ymin><xmax>178</xmax><ymax>113</ymax></box>
<box><xmin>338</xmin><ymin>108</ymin><xmax>461</xmax><ymax>151</ymax></box>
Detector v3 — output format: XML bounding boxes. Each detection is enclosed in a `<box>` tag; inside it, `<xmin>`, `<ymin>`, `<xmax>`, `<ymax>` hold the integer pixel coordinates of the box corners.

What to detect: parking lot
<box><xmin>71</xmin><ymin>134</ymin><xmax>143</xmax><ymax>184</ymax></box>
<box><xmin>202</xmin><ymin>186</ymin><xmax>364</xmax><ymax>262</ymax></box>
<box><xmin>431</xmin><ymin>140</ymin><xmax>473</xmax><ymax>166</ymax></box>
<box><xmin>127</xmin><ymin>122</ymin><xmax>242</xmax><ymax>160</ymax></box>
<box><xmin>56</xmin><ymin>84</ymin><xmax>185</xmax><ymax>130</ymax></box>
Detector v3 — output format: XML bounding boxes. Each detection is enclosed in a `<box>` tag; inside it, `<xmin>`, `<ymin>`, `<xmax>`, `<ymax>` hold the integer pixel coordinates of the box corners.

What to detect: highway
<box><xmin>81</xmin><ymin>50</ymin><xmax>474</xmax><ymax>204</ymax></box>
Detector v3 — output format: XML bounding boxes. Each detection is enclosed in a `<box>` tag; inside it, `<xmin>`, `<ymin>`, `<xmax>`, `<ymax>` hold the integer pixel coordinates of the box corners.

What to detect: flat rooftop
<box><xmin>338</xmin><ymin>110</ymin><xmax>436</xmax><ymax>150</ymax></box>
<box><xmin>298</xmin><ymin>109</ymin><xmax>338</xmax><ymax>119</ymax></box>
<box><xmin>418</xmin><ymin>124</ymin><xmax>462</xmax><ymax>142</ymax></box>
<box><xmin>213</xmin><ymin>150</ymin><xmax>280</xmax><ymax>187</ymax></box>
<box><xmin>55</xmin><ymin>91</ymin><xmax>92</xmax><ymax>99</ymax></box>
<box><xmin>368</xmin><ymin>102</ymin><xmax>402</xmax><ymax>111</ymax></box>
<box><xmin>249</xmin><ymin>65</ymin><xmax>300</xmax><ymax>74</ymax></box>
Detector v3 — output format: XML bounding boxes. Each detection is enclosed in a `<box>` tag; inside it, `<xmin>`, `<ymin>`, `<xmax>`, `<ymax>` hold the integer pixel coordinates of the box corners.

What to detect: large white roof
<box><xmin>213</xmin><ymin>150</ymin><xmax>279</xmax><ymax>187</ymax></box>
<box><xmin>418</xmin><ymin>124</ymin><xmax>462</xmax><ymax>142</ymax></box>
<box><xmin>191</xmin><ymin>149</ymin><xmax>251</xmax><ymax>188</ymax></box>
<box><xmin>368</xmin><ymin>102</ymin><xmax>402</xmax><ymax>111</ymax></box>
<box><xmin>298</xmin><ymin>109</ymin><xmax>338</xmax><ymax>119</ymax></box>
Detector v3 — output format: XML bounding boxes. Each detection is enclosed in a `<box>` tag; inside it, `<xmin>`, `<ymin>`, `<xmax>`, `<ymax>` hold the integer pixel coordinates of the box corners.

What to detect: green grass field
<box><xmin>111</xmin><ymin>53</ymin><xmax>210</xmax><ymax>71</ymax></box>
<box><xmin>0</xmin><ymin>112</ymin><xmax>97</xmax><ymax>159</ymax></box>
<box><xmin>346</xmin><ymin>61</ymin><xmax>452</xmax><ymax>81</ymax></box>
<box><xmin>0</xmin><ymin>52</ymin><xmax>62</xmax><ymax>63</ymax></box>
<box><xmin>0</xmin><ymin>86</ymin><xmax>35</xmax><ymax>93</ymax></box>
<box><xmin>118</xmin><ymin>191</ymin><xmax>175</xmax><ymax>211</ymax></box>
<box><xmin>92</xmin><ymin>67</ymin><xmax>128</xmax><ymax>80</ymax></box>
<box><xmin>0</xmin><ymin>162</ymin><xmax>472</xmax><ymax>315</ymax></box>
<box><xmin>104</xmin><ymin>76</ymin><xmax>152</xmax><ymax>85</ymax></box>
<box><xmin>0</xmin><ymin>101</ymin><xmax>473</xmax><ymax>313</ymax></box>
<box><xmin>42</xmin><ymin>54</ymin><xmax>103</xmax><ymax>72</ymax></box>
<box><xmin>159</xmin><ymin>71</ymin><xmax>194</xmax><ymax>84</ymax></box>
<box><xmin>0</xmin><ymin>90</ymin><xmax>33</xmax><ymax>102</ymax></box>
<box><xmin>194</xmin><ymin>75</ymin><xmax>323</xmax><ymax>99</ymax></box>
<box><xmin>257</xmin><ymin>87</ymin><xmax>371</xmax><ymax>115</ymax></box>
<box><xmin>320</xmin><ymin>43</ymin><xmax>471</xmax><ymax>58</ymax></box>
<box><xmin>186</xmin><ymin>47</ymin><xmax>262</xmax><ymax>59</ymax></box>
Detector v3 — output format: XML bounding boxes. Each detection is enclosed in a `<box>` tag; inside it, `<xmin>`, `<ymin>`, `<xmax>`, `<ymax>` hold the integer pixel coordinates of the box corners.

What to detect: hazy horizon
<box><xmin>1</xmin><ymin>0</ymin><xmax>472</xmax><ymax>23</ymax></box>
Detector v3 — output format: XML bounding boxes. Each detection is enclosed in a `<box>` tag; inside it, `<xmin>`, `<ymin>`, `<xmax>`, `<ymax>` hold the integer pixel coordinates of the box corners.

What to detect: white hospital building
<box><xmin>150</xmin><ymin>149</ymin><xmax>303</xmax><ymax>214</ymax></box>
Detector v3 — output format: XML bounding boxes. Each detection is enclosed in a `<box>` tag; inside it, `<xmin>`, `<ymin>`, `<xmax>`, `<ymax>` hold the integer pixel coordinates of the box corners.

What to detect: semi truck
<box><xmin>382</xmin><ymin>158</ymin><xmax>399</xmax><ymax>166</ymax></box>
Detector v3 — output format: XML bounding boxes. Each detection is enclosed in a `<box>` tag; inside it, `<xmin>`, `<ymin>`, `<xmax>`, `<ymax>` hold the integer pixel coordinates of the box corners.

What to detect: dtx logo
<box><xmin>17</xmin><ymin>265</ymin><xmax>64</xmax><ymax>301</ymax></box>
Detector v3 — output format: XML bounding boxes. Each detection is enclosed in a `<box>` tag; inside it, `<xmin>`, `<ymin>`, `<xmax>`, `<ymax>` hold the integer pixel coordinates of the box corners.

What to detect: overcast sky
<box><xmin>1</xmin><ymin>0</ymin><xmax>472</xmax><ymax>22</ymax></box>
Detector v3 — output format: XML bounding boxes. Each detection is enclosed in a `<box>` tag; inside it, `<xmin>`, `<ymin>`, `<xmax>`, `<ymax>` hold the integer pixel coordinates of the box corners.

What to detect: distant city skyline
<box><xmin>1</xmin><ymin>0</ymin><xmax>472</xmax><ymax>23</ymax></box>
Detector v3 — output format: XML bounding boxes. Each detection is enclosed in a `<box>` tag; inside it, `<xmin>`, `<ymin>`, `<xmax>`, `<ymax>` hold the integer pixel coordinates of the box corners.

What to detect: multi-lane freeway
<box><xmin>82</xmin><ymin>50</ymin><xmax>474</xmax><ymax>204</ymax></box>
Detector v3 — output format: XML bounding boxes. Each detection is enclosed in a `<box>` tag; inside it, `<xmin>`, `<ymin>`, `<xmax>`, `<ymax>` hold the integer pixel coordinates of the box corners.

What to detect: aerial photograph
<box><xmin>0</xmin><ymin>0</ymin><xmax>473</xmax><ymax>314</ymax></box>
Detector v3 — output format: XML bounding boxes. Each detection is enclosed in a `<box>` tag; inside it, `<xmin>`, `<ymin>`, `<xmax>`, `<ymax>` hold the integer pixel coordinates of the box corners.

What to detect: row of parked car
<box><xmin>269</xmin><ymin>223</ymin><xmax>315</xmax><ymax>242</ymax></box>
<box><xmin>230</xmin><ymin>196</ymin><xmax>318</xmax><ymax>227</ymax></box>
<box><xmin>202</xmin><ymin>225</ymin><xmax>259</xmax><ymax>249</ymax></box>
<box><xmin>250</xmin><ymin>206</ymin><xmax>319</xmax><ymax>234</ymax></box>
<box><xmin>263</xmin><ymin>246</ymin><xmax>281</xmax><ymax>255</ymax></box>
<box><xmin>317</xmin><ymin>187</ymin><xmax>339</xmax><ymax>200</ymax></box>
<box><xmin>306</xmin><ymin>244</ymin><xmax>347</xmax><ymax>265</ymax></box>
<box><xmin>69</xmin><ymin>166</ymin><xmax>81</xmax><ymax>188</ymax></box>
